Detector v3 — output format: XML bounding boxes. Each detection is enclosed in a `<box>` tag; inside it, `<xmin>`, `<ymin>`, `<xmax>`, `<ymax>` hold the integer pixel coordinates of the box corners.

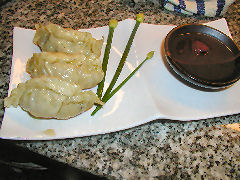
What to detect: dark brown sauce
<box><xmin>169</xmin><ymin>32</ymin><xmax>239</xmax><ymax>82</ymax></box>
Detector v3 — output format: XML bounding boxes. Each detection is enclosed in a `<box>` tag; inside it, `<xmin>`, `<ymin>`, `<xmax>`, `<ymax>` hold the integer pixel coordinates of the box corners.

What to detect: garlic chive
<box><xmin>91</xmin><ymin>51</ymin><xmax>154</xmax><ymax>116</ymax></box>
<box><xmin>101</xmin><ymin>13</ymin><xmax>144</xmax><ymax>103</ymax></box>
<box><xmin>92</xmin><ymin>14</ymin><xmax>145</xmax><ymax>116</ymax></box>
<box><xmin>106</xmin><ymin>51</ymin><xmax>154</xmax><ymax>103</ymax></box>
<box><xmin>97</xmin><ymin>19</ymin><xmax>118</xmax><ymax>98</ymax></box>
<box><xmin>136</xmin><ymin>13</ymin><xmax>144</xmax><ymax>23</ymax></box>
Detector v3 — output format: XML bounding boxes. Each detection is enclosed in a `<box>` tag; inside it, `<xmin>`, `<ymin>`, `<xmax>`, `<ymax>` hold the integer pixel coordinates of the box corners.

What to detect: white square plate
<box><xmin>1</xmin><ymin>18</ymin><xmax>240</xmax><ymax>140</ymax></box>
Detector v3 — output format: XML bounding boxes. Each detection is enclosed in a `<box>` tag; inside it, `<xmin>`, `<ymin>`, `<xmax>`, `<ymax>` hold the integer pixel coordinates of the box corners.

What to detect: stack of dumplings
<box><xmin>4</xmin><ymin>24</ymin><xmax>104</xmax><ymax>119</ymax></box>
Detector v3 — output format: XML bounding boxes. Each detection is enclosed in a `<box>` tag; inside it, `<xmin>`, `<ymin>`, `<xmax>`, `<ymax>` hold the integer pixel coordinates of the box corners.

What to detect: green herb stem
<box><xmin>105</xmin><ymin>51</ymin><xmax>154</xmax><ymax>103</ymax></box>
<box><xmin>91</xmin><ymin>51</ymin><xmax>154</xmax><ymax>116</ymax></box>
<box><xmin>101</xmin><ymin>14</ymin><xmax>144</xmax><ymax>103</ymax></box>
<box><xmin>97</xmin><ymin>19</ymin><xmax>118</xmax><ymax>98</ymax></box>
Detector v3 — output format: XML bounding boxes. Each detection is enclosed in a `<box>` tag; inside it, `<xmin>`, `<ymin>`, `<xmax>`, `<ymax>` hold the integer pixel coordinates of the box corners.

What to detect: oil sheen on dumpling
<box><xmin>4</xmin><ymin>77</ymin><xmax>103</xmax><ymax>119</ymax></box>
<box><xmin>26</xmin><ymin>52</ymin><xmax>104</xmax><ymax>89</ymax></box>
<box><xmin>33</xmin><ymin>23</ymin><xmax>104</xmax><ymax>57</ymax></box>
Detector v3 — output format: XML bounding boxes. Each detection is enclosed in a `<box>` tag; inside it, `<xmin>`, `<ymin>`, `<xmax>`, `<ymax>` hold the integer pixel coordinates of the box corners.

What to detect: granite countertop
<box><xmin>0</xmin><ymin>0</ymin><xmax>240</xmax><ymax>179</ymax></box>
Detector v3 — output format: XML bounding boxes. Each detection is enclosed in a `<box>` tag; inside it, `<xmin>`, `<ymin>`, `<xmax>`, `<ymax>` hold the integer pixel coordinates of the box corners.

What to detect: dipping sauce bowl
<box><xmin>164</xmin><ymin>24</ymin><xmax>240</xmax><ymax>91</ymax></box>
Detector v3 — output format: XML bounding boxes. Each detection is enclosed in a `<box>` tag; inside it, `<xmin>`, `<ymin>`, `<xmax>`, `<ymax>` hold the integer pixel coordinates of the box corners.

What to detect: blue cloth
<box><xmin>162</xmin><ymin>0</ymin><xmax>235</xmax><ymax>17</ymax></box>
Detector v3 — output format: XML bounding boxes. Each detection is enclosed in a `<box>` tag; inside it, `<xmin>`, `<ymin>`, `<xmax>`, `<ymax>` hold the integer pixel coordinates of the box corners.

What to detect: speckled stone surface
<box><xmin>0</xmin><ymin>0</ymin><xmax>240</xmax><ymax>179</ymax></box>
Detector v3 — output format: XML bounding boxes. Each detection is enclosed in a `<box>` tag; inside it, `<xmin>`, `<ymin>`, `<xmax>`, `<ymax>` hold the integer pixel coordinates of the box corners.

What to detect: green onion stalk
<box><xmin>97</xmin><ymin>19</ymin><xmax>118</xmax><ymax>98</ymax></box>
<box><xmin>91</xmin><ymin>51</ymin><xmax>154</xmax><ymax>116</ymax></box>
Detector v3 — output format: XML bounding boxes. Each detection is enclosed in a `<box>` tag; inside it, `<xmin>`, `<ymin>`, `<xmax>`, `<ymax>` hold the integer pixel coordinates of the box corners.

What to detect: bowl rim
<box><xmin>164</xmin><ymin>23</ymin><xmax>240</xmax><ymax>89</ymax></box>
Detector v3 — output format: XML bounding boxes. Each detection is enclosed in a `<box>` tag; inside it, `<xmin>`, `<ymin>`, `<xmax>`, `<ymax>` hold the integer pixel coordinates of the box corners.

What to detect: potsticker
<box><xmin>33</xmin><ymin>23</ymin><xmax>104</xmax><ymax>57</ymax></box>
<box><xmin>4</xmin><ymin>77</ymin><xmax>103</xmax><ymax>119</ymax></box>
<box><xmin>26</xmin><ymin>52</ymin><xmax>104</xmax><ymax>89</ymax></box>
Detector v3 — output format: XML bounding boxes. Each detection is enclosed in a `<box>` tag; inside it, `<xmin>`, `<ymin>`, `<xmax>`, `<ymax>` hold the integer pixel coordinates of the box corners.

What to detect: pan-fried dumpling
<box><xmin>4</xmin><ymin>77</ymin><xmax>103</xmax><ymax>119</ymax></box>
<box><xmin>26</xmin><ymin>52</ymin><xmax>104</xmax><ymax>89</ymax></box>
<box><xmin>33</xmin><ymin>23</ymin><xmax>104</xmax><ymax>57</ymax></box>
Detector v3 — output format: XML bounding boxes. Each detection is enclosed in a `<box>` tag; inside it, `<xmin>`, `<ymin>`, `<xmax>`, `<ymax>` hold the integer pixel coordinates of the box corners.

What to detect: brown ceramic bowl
<box><xmin>164</xmin><ymin>24</ymin><xmax>240</xmax><ymax>91</ymax></box>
